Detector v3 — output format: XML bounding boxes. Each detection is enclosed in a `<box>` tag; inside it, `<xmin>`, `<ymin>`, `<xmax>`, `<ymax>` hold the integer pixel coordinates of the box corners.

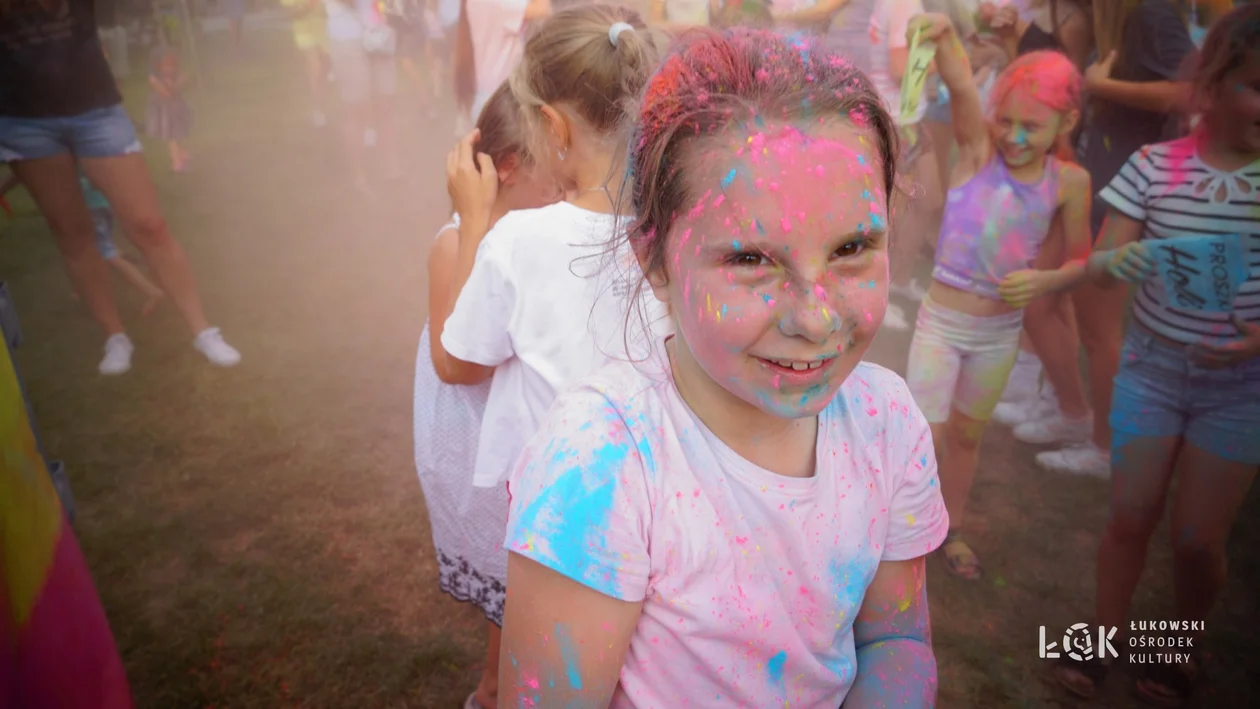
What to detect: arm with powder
<box><xmin>843</xmin><ymin>557</ymin><xmax>936</xmax><ymax>708</ymax></box>
<box><xmin>434</xmin><ymin>131</ymin><xmax>498</xmax><ymax>385</ymax></box>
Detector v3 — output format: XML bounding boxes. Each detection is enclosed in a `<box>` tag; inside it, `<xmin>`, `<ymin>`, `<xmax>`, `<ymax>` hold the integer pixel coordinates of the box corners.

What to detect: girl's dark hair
<box><xmin>475</xmin><ymin>82</ymin><xmax>528</xmax><ymax>167</ymax></box>
<box><xmin>623</xmin><ymin>28</ymin><xmax>898</xmax><ymax>288</ymax></box>
<box><xmin>1193</xmin><ymin>3</ymin><xmax>1260</xmax><ymax>99</ymax></box>
<box><xmin>452</xmin><ymin>0</ymin><xmax>476</xmax><ymax>112</ymax></box>
<box><xmin>448</xmin><ymin>83</ymin><xmax>529</xmax><ymax>212</ymax></box>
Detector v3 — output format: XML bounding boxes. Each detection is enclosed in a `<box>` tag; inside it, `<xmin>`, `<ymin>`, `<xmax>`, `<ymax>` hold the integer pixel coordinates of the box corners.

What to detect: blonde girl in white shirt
<box><xmin>437</xmin><ymin>4</ymin><xmax>663</xmax><ymax>489</ymax></box>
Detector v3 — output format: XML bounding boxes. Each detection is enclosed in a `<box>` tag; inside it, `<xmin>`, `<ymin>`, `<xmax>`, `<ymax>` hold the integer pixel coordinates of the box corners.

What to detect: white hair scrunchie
<box><xmin>609</xmin><ymin>22</ymin><xmax>634</xmax><ymax>47</ymax></box>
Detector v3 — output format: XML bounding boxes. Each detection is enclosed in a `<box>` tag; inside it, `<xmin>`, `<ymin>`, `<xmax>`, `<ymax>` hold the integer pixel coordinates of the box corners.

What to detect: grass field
<box><xmin>1</xmin><ymin>25</ymin><xmax>1257</xmax><ymax>709</ymax></box>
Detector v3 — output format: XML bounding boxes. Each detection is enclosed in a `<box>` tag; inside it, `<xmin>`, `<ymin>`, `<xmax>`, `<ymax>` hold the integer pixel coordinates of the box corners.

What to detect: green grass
<box><xmin>2</xmin><ymin>26</ymin><xmax>1257</xmax><ymax>709</ymax></box>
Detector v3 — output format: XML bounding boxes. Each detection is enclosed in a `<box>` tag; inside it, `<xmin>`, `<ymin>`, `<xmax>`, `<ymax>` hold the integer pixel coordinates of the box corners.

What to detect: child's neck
<box><xmin>566</xmin><ymin>145</ymin><xmax>624</xmax><ymax>215</ymax></box>
<box><xmin>667</xmin><ymin>338</ymin><xmax>819</xmax><ymax>478</ymax></box>
<box><xmin>1003</xmin><ymin>151</ymin><xmax>1048</xmax><ymax>184</ymax></box>
<box><xmin>1195</xmin><ymin>126</ymin><xmax>1260</xmax><ymax>172</ymax></box>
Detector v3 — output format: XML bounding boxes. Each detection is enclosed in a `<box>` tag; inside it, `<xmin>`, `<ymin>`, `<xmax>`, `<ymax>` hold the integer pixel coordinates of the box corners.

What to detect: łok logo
<box><xmin>1039</xmin><ymin>623</ymin><xmax>1118</xmax><ymax>661</ymax></box>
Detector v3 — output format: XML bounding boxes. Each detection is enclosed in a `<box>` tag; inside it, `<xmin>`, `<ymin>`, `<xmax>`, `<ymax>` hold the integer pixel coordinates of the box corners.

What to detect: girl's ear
<box><xmin>496</xmin><ymin>153</ymin><xmax>521</xmax><ymax>184</ymax></box>
<box><xmin>1058</xmin><ymin>108</ymin><xmax>1080</xmax><ymax>138</ymax></box>
<box><xmin>539</xmin><ymin>104</ymin><xmax>571</xmax><ymax>154</ymax></box>
<box><xmin>634</xmin><ymin>247</ymin><xmax>671</xmax><ymax>304</ymax></box>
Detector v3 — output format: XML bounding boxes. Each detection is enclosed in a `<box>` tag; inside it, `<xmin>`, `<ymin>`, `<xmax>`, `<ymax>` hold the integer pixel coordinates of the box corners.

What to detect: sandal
<box><xmin>1134</xmin><ymin>657</ymin><xmax>1199</xmax><ymax>707</ymax></box>
<box><xmin>1054</xmin><ymin>655</ymin><xmax>1110</xmax><ymax>700</ymax></box>
<box><xmin>938</xmin><ymin>533</ymin><xmax>983</xmax><ymax>580</ymax></box>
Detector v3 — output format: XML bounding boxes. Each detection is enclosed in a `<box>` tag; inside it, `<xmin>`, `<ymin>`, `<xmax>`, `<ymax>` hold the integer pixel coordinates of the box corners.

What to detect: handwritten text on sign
<box><xmin>899</xmin><ymin>28</ymin><xmax>935</xmax><ymax>124</ymax></box>
<box><xmin>1154</xmin><ymin>234</ymin><xmax>1248</xmax><ymax>312</ymax></box>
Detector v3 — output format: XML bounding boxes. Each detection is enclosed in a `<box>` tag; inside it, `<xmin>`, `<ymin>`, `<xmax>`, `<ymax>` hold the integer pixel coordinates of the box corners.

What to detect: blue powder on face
<box><xmin>857</xmin><ymin>155</ymin><xmax>865</xmax><ymax>165</ymax></box>
<box><xmin>732</xmin><ymin>240</ymin><xmax>741</xmax><ymax>250</ymax></box>
<box><xmin>761</xmin><ymin>293</ymin><xmax>773</xmax><ymax>304</ymax></box>
<box><xmin>755</xmin><ymin>220</ymin><xmax>765</xmax><ymax>235</ymax></box>
<box><xmin>721</xmin><ymin>168</ymin><xmax>737</xmax><ymax>188</ymax></box>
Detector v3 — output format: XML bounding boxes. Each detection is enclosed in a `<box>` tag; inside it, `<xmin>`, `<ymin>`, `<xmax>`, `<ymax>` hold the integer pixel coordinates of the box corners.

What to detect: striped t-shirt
<box><xmin>1098</xmin><ymin>137</ymin><xmax>1260</xmax><ymax>345</ymax></box>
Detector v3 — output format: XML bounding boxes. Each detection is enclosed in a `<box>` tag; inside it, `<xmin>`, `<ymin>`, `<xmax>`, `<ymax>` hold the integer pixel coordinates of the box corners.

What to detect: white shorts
<box><xmin>328</xmin><ymin>38</ymin><xmax>398</xmax><ymax>104</ymax></box>
<box><xmin>906</xmin><ymin>294</ymin><xmax>1024</xmax><ymax>423</ymax></box>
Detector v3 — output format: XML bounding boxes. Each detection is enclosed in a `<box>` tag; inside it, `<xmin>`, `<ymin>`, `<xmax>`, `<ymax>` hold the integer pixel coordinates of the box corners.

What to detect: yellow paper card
<box><xmin>899</xmin><ymin>27</ymin><xmax>936</xmax><ymax>123</ymax></box>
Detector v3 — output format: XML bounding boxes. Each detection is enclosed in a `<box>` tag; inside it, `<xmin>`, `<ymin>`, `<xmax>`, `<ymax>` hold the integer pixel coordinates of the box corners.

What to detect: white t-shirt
<box><xmin>441</xmin><ymin>202</ymin><xmax>662</xmax><ymax>489</ymax></box>
<box><xmin>466</xmin><ymin>0</ymin><xmax>529</xmax><ymax>104</ymax></box>
<box><xmin>664</xmin><ymin>0</ymin><xmax>710</xmax><ymax>25</ymax></box>
<box><xmin>867</xmin><ymin>0</ymin><xmax>926</xmax><ymax>125</ymax></box>
<box><xmin>505</xmin><ymin>352</ymin><xmax>949</xmax><ymax>708</ymax></box>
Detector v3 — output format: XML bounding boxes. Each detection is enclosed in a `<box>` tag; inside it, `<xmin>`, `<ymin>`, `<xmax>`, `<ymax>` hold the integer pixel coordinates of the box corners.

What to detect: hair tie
<box><xmin>609</xmin><ymin>22</ymin><xmax>634</xmax><ymax>47</ymax></box>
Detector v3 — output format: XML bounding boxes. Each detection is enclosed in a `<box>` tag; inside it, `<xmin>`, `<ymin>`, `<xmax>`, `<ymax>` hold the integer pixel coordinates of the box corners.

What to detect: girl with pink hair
<box><xmin>903</xmin><ymin>13</ymin><xmax>1093</xmax><ymax>580</ymax></box>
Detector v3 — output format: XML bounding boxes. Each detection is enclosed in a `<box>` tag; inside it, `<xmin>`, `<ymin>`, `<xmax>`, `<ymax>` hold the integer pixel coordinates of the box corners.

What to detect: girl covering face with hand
<box><xmin>500</xmin><ymin>28</ymin><xmax>947</xmax><ymax>709</ymax></box>
<box><xmin>418</xmin><ymin>83</ymin><xmax>560</xmax><ymax>709</ymax></box>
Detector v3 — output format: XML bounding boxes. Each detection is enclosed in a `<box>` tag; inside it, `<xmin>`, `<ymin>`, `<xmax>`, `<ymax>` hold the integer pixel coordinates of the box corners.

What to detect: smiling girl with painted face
<box><xmin>902</xmin><ymin>14</ymin><xmax>1092</xmax><ymax>581</ymax></box>
<box><xmin>499</xmin><ymin>28</ymin><xmax>947</xmax><ymax>708</ymax></box>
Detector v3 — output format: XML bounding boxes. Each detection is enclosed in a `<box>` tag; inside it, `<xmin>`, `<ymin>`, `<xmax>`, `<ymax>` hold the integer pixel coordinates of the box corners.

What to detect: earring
<box><xmin>557</xmin><ymin>147</ymin><xmax>567</xmax><ymax>161</ymax></box>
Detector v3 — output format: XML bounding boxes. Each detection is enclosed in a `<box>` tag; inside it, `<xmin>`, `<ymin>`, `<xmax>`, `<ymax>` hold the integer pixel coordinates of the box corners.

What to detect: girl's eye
<box><xmin>833</xmin><ymin>238</ymin><xmax>870</xmax><ymax>259</ymax></box>
<box><xmin>725</xmin><ymin>251</ymin><xmax>768</xmax><ymax>267</ymax></box>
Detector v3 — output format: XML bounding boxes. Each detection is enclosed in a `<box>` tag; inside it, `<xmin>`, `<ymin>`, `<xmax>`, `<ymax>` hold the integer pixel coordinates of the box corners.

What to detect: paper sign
<box><xmin>899</xmin><ymin>28</ymin><xmax>936</xmax><ymax>123</ymax></box>
<box><xmin>1153</xmin><ymin>234</ymin><xmax>1249</xmax><ymax>312</ymax></box>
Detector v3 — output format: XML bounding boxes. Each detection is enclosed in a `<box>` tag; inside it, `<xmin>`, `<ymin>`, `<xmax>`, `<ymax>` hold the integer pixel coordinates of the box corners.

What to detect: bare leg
<box><xmin>1024</xmin><ymin>292</ymin><xmax>1090</xmax><ymax>417</ymax></box>
<box><xmin>473</xmin><ymin>621</ymin><xmax>502</xmax><ymax>708</ymax></box>
<box><xmin>1168</xmin><ymin>443</ymin><xmax>1256</xmax><ymax>631</ymax></box>
<box><xmin>11</xmin><ymin>155</ymin><xmax>125</xmax><ymax>336</ymax></box>
<box><xmin>79</xmin><ymin>153</ymin><xmax>212</xmax><ymax>336</ymax></box>
<box><xmin>1097</xmin><ymin>433</ymin><xmax>1181</xmax><ymax>630</ymax></box>
<box><xmin>936</xmin><ymin>410</ymin><xmax>987</xmax><ymax>529</ymax></box>
<box><xmin>1073</xmin><ymin>282</ymin><xmax>1129</xmax><ymax>450</ymax></box>
<box><xmin>106</xmin><ymin>256</ymin><xmax>165</xmax><ymax>315</ymax></box>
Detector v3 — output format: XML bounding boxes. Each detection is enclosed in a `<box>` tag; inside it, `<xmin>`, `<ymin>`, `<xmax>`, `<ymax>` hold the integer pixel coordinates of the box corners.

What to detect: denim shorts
<box><xmin>0</xmin><ymin>104</ymin><xmax>142</xmax><ymax>163</ymax></box>
<box><xmin>90</xmin><ymin>207</ymin><xmax>120</xmax><ymax>260</ymax></box>
<box><xmin>1110</xmin><ymin>326</ymin><xmax>1260</xmax><ymax>464</ymax></box>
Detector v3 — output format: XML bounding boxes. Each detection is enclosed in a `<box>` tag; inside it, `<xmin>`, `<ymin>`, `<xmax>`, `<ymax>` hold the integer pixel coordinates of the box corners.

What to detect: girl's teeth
<box><xmin>770</xmin><ymin>359</ymin><xmax>824</xmax><ymax>370</ymax></box>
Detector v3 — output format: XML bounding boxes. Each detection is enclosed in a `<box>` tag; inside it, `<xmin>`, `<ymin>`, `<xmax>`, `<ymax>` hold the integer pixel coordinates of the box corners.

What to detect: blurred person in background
<box><xmin>280</xmin><ymin>0</ymin><xmax>331</xmax><ymax>127</ymax></box>
<box><xmin>0</xmin><ymin>0</ymin><xmax>241</xmax><ymax>374</ymax></box>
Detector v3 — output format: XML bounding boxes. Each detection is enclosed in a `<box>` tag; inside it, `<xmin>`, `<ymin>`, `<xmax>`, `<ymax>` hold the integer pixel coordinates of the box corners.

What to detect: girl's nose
<box><xmin>777</xmin><ymin>282</ymin><xmax>840</xmax><ymax>343</ymax></box>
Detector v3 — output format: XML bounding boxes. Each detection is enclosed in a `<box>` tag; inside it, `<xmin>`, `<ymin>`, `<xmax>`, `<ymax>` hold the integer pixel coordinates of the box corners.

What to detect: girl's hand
<box><xmin>998</xmin><ymin>268</ymin><xmax>1058</xmax><ymax>308</ymax></box>
<box><xmin>907</xmin><ymin>12</ymin><xmax>954</xmax><ymax>44</ymax></box>
<box><xmin>1085</xmin><ymin>51</ymin><xmax>1117</xmax><ymax>91</ymax></box>
<box><xmin>989</xmin><ymin>4</ymin><xmax>1019</xmax><ymax>36</ymax></box>
<box><xmin>1192</xmin><ymin>314</ymin><xmax>1260</xmax><ymax>368</ymax></box>
<box><xmin>1100</xmin><ymin>241</ymin><xmax>1158</xmax><ymax>283</ymax></box>
<box><xmin>445</xmin><ymin>129</ymin><xmax>497</xmax><ymax>239</ymax></box>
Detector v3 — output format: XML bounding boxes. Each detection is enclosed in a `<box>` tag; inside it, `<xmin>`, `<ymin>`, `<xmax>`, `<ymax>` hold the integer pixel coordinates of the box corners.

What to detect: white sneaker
<box><xmin>99</xmin><ymin>333</ymin><xmax>134</xmax><ymax>375</ymax></box>
<box><xmin>891</xmin><ymin>280</ymin><xmax>928</xmax><ymax>302</ymax></box>
<box><xmin>364</xmin><ymin>128</ymin><xmax>377</xmax><ymax>147</ymax></box>
<box><xmin>1013</xmin><ymin>411</ymin><xmax>1092</xmax><ymax>445</ymax></box>
<box><xmin>992</xmin><ymin>390</ymin><xmax>1051</xmax><ymax>427</ymax></box>
<box><xmin>193</xmin><ymin>327</ymin><xmax>241</xmax><ymax>367</ymax></box>
<box><xmin>312</xmin><ymin>110</ymin><xmax>327</xmax><ymax>127</ymax></box>
<box><xmin>881</xmin><ymin>302</ymin><xmax>911</xmax><ymax>331</ymax></box>
<box><xmin>1036</xmin><ymin>442</ymin><xmax>1110</xmax><ymax>478</ymax></box>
